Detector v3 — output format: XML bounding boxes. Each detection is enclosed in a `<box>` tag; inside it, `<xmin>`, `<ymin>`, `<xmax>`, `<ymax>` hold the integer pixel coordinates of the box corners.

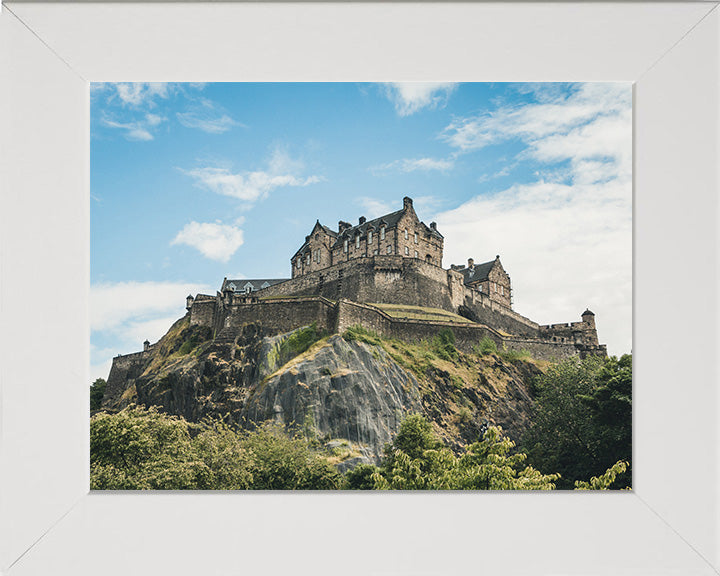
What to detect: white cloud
<box><xmin>91</xmin><ymin>281</ymin><xmax>211</xmax><ymax>333</ymax></box>
<box><xmin>90</xmin><ymin>280</ymin><xmax>212</xmax><ymax>381</ymax></box>
<box><xmin>177</xmin><ymin>99</ymin><xmax>241</xmax><ymax>134</ymax></box>
<box><xmin>436</xmin><ymin>83</ymin><xmax>632</xmax><ymax>356</ymax></box>
<box><xmin>372</xmin><ymin>157</ymin><xmax>454</xmax><ymax>174</ymax></box>
<box><xmin>356</xmin><ymin>197</ymin><xmax>394</xmax><ymax>219</ymax></box>
<box><xmin>171</xmin><ymin>221</ymin><xmax>245</xmax><ymax>262</ymax></box>
<box><xmin>101</xmin><ymin>113</ymin><xmax>166</xmax><ymax>141</ymax></box>
<box><xmin>383</xmin><ymin>82</ymin><xmax>458</xmax><ymax>116</ymax></box>
<box><xmin>442</xmin><ymin>83</ymin><xmax>630</xmax><ymax>156</ymax></box>
<box><xmin>181</xmin><ymin>148</ymin><xmax>322</xmax><ymax>205</ymax></box>
<box><xmin>93</xmin><ymin>82</ymin><xmax>196</xmax><ymax>108</ymax></box>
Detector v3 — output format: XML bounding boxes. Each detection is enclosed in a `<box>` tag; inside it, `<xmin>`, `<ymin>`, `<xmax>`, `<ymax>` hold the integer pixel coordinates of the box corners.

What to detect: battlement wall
<box><xmin>223</xmin><ymin>296</ymin><xmax>338</xmax><ymax>337</ymax></box>
<box><xmin>461</xmin><ymin>289</ymin><xmax>540</xmax><ymax>338</ymax></box>
<box><xmin>103</xmin><ymin>350</ymin><xmax>148</xmax><ymax>408</ymax></box>
<box><xmin>260</xmin><ymin>255</ymin><xmax>457</xmax><ymax>311</ymax></box>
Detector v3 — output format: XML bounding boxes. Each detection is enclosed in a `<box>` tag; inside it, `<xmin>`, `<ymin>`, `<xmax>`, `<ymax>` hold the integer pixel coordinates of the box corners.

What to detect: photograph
<box><xmin>89</xmin><ymin>81</ymin><xmax>632</xmax><ymax>490</ymax></box>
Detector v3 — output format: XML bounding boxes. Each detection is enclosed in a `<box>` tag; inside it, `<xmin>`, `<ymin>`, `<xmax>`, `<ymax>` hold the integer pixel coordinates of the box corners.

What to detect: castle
<box><xmin>179</xmin><ymin>197</ymin><xmax>606</xmax><ymax>359</ymax></box>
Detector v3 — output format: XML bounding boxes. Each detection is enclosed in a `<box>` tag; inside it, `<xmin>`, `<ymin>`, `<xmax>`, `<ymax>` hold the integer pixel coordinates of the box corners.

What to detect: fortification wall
<box><xmin>189</xmin><ymin>296</ymin><xmax>217</xmax><ymax>328</ymax></box>
<box><xmin>502</xmin><ymin>337</ymin><xmax>581</xmax><ymax>361</ymax></box>
<box><xmin>103</xmin><ymin>350</ymin><xmax>147</xmax><ymax>408</ymax></box>
<box><xmin>224</xmin><ymin>297</ymin><xmax>337</xmax><ymax>336</ymax></box>
<box><xmin>261</xmin><ymin>255</ymin><xmax>457</xmax><ymax>310</ymax></box>
<box><xmin>336</xmin><ymin>300</ymin><xmax>503</xmax><ymax>352</ymax></box>
<box><xmin>462</xmin><ymin>289</ymin><xmax>540</xmax><ymax>337</ymax></box>
<box><xmin>538</xmin><ymin>322</ymin><xmax>598</xmax><ymax>347</ymax></box>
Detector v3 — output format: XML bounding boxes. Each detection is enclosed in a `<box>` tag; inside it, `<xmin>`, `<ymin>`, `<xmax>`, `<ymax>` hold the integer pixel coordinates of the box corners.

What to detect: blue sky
<box><xmin>91</xmin><ymin>82</ymin><xmax>632</xmax><ymax>381</ymax></box>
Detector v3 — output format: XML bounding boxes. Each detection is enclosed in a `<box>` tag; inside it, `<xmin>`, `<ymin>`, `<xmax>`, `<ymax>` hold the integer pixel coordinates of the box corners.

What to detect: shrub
<box><xmin>499</xmin><ymin>347</ymin><xmax>530</xmax><ymax>362</ymax></box>
<box><xmin>279</xmin><ymin>323</ymin><xmax>327</xmax><ymax>362</ymax></box>
<box><xmin>342</xmin><ymin>325</ymin><xmax>382</xmax><ymax>346</ymax></box>
<box><xmin>432</xmin><ymin>328</ymin><xmax>458</xmax><ymax>361</ymax></box>
<box><xmin>475</xmin><ymin>336</ymin><xmax>497</xmax><ymax>356</ymax></box>
<box><xmin>90</xmin><ymin>377</ymin><xmax>107</xmax><ymax>411</ymax></box>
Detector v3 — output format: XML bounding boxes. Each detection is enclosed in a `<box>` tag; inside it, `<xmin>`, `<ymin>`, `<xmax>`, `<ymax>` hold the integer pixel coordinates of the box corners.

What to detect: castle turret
<box><xmin>143</xmin><ymin>340</ymin><xmax>150</xmax><ymax>352</ymax></box>
<box><xmin>186</xmin><ymin>294</ymin><xmax>194</xmax><ymax>310</ymax></box>
<box><xmin>581</xmin><ymin>309</ymin><xmax>599</xmax><ymax>346</ymax></box>
<box><xmin>582</xmin><ymin>309</ymin><xmax>596</xmax><ymax>329</ymax></box>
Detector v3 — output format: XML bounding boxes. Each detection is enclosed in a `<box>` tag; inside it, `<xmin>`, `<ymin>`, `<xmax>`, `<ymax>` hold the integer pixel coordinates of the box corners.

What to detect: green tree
<box><xmin>368</xmin><ymin>414</ymin><xmax>558</xmax><ymax>490</ymax></box>
<box><xmin>89</xmin><ymin>377</ymin><xmax>106</xmax><ymax>411</ymax></box>
<box><xmin>523</xmin><ymin>355</ymin><xmax>632</xmax><ymax>489</ymax></box>
<box><xmin>575</xmin><ymin>460</ymin><xmax>629</xmax><ymax>490</ymax></box>
<box><xmin>90</xmin><ymin>405</ymin><xmax>211</xmax><ymax>490</ymax></box>
<box><xmin>242</xmin><ymin>422</ymin><xmax>340</xmax><ymax>490</ymax></box>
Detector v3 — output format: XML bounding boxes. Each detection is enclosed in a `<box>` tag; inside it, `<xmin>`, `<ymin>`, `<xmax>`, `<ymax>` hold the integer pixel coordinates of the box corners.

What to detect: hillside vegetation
<box><xmin>94</xmin><ymin>320</ymin><xmax>631</xmax><ymax>489</ymax></box>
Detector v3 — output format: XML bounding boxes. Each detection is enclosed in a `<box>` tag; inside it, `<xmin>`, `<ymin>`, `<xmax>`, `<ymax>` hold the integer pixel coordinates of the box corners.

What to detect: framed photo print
<box><xmin>1</xmin><ymin>2</ymin><xmax>718</xmax><ymax>574</ymax></box>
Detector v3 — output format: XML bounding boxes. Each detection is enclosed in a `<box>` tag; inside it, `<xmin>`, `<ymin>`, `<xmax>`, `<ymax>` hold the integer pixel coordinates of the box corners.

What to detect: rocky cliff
<box><xmin>103</xmin><ymin>315</ymin><xmax>544</xmax><ymax>467</ymax></box>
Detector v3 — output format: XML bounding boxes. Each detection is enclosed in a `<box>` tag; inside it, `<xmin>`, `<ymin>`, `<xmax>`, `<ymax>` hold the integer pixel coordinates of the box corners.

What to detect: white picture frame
<box><xmin>1</xmin><ymin>2</ymin><xmax>718</xmax><ymax>574</ymax></box>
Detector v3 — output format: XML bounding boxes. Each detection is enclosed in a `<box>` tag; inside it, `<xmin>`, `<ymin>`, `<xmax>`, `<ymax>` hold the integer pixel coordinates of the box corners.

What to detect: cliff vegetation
<box><xmin>94</xmin><ymin>318</ymin><xmax>631</xmax><ymax>489</ymax></box>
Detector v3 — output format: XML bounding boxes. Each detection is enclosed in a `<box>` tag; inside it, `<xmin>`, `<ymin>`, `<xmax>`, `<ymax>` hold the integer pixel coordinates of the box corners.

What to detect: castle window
<box><xmin>414</xmin><ymin>232</ymin><xmax>418</xmax><ymax>244</ymax></box>
<box><xmin>374</xmin><ymin>249</ymin><xmax>379</xmax><ymax>255</ymax></box>
<box><xmin>414</xmin><ymin>250</ymin><xmax>418</xmax><ymax>258</ymax></box>
<box><xmin>368</xmin><ymin>231</ymin><xmax>373</xmax><ymax>245</ymax></box>
<box><xmin>501</xmin><ymin>286</ymin><xmax>504</xmax><ymax>295</ymax></box>
<box><xmin>355</xmin><ymin>235</ymin><xmax>360</xmax><ymax>249</ymax></box>
<box><xmin>404</xmin><ymin>246</ymin><xmax>409</xmax><ymax>255</ymax></box>
<box><xmin>244</xmin><ymin>282</ymin><xmax>254</xmax><ymax>293</ymax></box>
<box><xmin>404</xmin><ymin>229</ymin><xmax>408</xmax><ymax>240</ymax></box>
<box><xmin>387</xmin><ymin>245</ymin><xmax>392</xmax><ymax>254</ymax></box>
<box><xmin>343</xmin><ymin>239</ymin><xmax>348</xmax><ymax>253</ymax></box>
<box><xmin>380</xmin><ymin>227</ymin><xmax>385</xmax><ymax>240</ymax></box>
<box><xmin>306</xmin><ymin>253</ymin><xmax>311</xmax><ymax>265</ymax></box>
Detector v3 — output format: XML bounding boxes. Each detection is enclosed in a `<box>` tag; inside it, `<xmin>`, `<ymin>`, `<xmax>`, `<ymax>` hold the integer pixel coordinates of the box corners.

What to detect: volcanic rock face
<box><xmin>241</xmin><ymin>335</ymin><xmax>422</xmax><ymax>464</ymax></box>
<box><xmin>104</xmin><ymin>318</ymin><xmax>540</xmax><ymax>466</ymax></box>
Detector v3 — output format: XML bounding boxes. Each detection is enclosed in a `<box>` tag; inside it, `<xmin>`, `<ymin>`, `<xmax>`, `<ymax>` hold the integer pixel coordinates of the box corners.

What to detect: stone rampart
<box><xmin>103</xmin><ymin>350</ymin><xmax>147</xmax><ymax>408</ymax></box>
<box><xmin>260</xmin><ymin>255</ymin><xmax>456</xmax><ymax>311</ymax></box>
<box><xmin>224</xmin><ymin>296</ymin><xmax>337</xmax><ymax>336</ymax></box>
<box><xmin>461</xmin><ymin>289</ymin><xmax>540</xmax><ymax>337</ymax></box>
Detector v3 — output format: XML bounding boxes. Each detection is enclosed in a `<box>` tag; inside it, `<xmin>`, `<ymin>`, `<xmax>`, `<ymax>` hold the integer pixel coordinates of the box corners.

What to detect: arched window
<box><xmin>425</xmin><ymin>254</ymin><xmax>432</xmax><ymax>264</ymax></box>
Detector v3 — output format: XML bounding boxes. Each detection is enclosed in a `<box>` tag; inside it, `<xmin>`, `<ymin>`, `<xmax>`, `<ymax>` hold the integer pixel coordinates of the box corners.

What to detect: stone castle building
<box><xmin>110</xmin><ymin>196</ymin><xmax>605</xmax><ymax>398</ymax></box>
<box><xmin>179</xmin><ymin>197</ymin><xmax>606</xmax><ymax>359</ymax></box>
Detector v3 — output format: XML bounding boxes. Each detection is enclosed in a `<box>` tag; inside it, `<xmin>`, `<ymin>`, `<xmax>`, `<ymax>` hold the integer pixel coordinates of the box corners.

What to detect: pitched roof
<box><xmin>221</xmin><ymin>278</ymin><xmax>288</xmax><ymax>293</ymax></box>
<box><xmin>458</xmin><ymin>260</ymin><xmax>496</xmax><ymax>284</ymax></box>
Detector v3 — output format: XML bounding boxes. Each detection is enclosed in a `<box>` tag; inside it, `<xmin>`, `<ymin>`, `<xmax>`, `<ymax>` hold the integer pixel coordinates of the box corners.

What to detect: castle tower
<box><xmin>581</xmin><ymin>309</ymin><xmax>599</xmax><ymax>346</ymax></box>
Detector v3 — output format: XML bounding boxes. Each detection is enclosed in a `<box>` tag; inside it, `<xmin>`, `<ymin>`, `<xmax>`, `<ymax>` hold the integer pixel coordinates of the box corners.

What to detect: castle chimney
<box><xmin>143</xmin><ymin>340</ymin><xmax>150</xmax><ymax>352</ymax></box>
<box><xmin>359</xmin><ymin>216</ymin><xmax>366</xmax><ymax>225</ymax></box>
<box><xmin>403</xmin><ymin>196</ymin><xmax>413</xmax><ymax>210</ymax></box>
<box><xmin>186</xmin><ymin>294</ymin><xmax>194</xmax><ymax>310</ymax></box>
<box><xmin>496</xmin><ymin>254</ymin><xmax>500</xmax><ymax>260</ymax></box>
<box><xmin>430</xmin><ymin>222</ymin><xmax>437</xmax><ymax>231</ymax></box>
<box><xmin>468</xmin><ymin>258</ymin><xmax>474</xmax><ymax>269</ymax></box>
